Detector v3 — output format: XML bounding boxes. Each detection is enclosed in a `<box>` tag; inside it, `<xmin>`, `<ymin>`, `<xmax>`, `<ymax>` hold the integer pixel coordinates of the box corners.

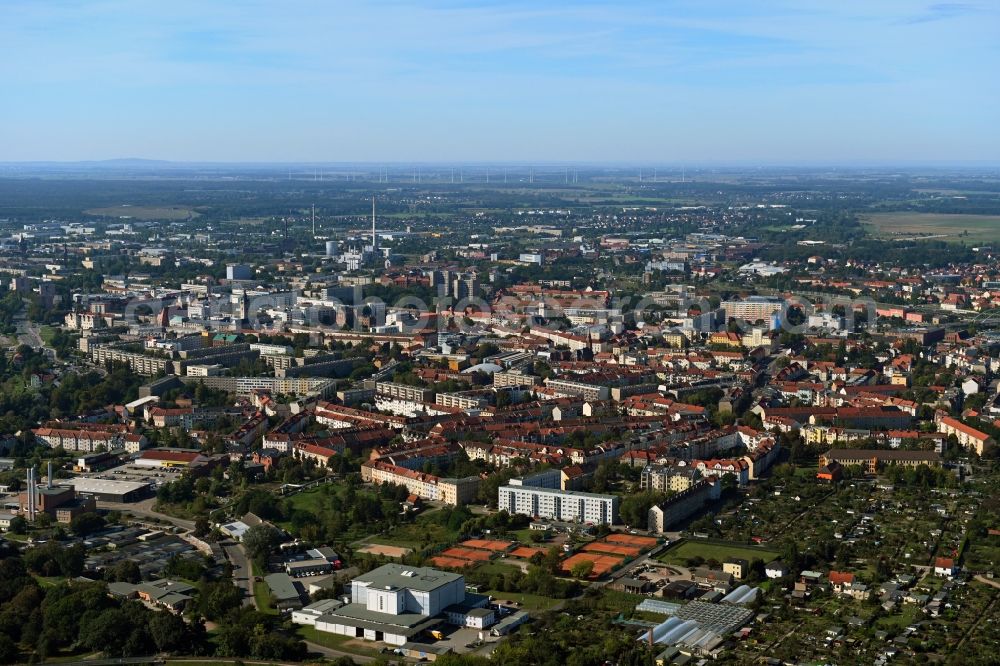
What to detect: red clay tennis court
<box><xmin>441</xmin><ymin>547</ymin><xmax>491</xmax><ymax>561</ymax></box>
<box><xmin>605</xmin><ymin>533</ymin><xmax>658</xmax><ymax>548</ymax></box>
<box><xmin>429</xmin><ymin>556</ymin><xmax>475</xmax><ymax>569</ymax></box>
<box><xmin>560</xmin><ymin>552</ymin><xmax>623</xmax><ymax>578</ymax></box>
<box><xmin>461</xmin><ymin>539</ymin><xmax>513</xmax><ymax>552</ymax></box>
<box><xmin>581</xmin><ymin>542</ymin><xmax>642</xmax><ymax>557</ymax></box>
<box><xmin>510</xmin><ymin>546</ymin><xmax>548</xmax><ymax>559</ymax></box>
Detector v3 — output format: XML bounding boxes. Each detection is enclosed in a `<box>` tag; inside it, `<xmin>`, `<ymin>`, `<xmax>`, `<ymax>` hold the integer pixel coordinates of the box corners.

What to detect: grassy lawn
<box><xmin>510</xmin><ymin>528</ymin><xmax>553</xmax><ymax>545</ymax></box>
<box><xmin>594</xmin><ymin>590</ymin><xmax>650</xmax><ymax>613</ymax></box>
<box><xmin>658</xmin><ymin>540</ymin><xmax>779</xmax><ymax>566</ymax></box>
<box><xmin>862</xmin><ymin>212</ymin><xmax>1000</xmax><ymax>244</ymax></box>
<box><xmin>473</xmin><ymin>559</ymin><xmax>524</xmax><ymax>576</ymax></box>
<box><xmin>965</xmin><ymin>543</ymin><xmax>1000</xmax><ymax>571</ymax></box>
<box><xmin>367</xmin><ymin>509</ymin><xmax>463</xmax><ymax>551</ymax></box>
<box><xmin>296</xmin><ymin>625</ymin><xmax>380</xmax><ymax>656</ymax></box>
<box><xmin>875</xmin><ymin>604</ymin><xmax>921</xmax><ymax>631</ymax></box>
<box><xmin>165</xmin><ymin>662</ymin><xmax>271</xmax><ymax>666</ymax></box>
<box><xmin>166</xmin><ymin>661</ymin><xmax>313</xmax><ymax>666</ymax></box>
<box><xmin>282</xmin><ymin>482</ymin><xmax>393</xmax><ymax>543</ymax></box>
<box><xmin>39</xmin><ymin>325</ymin><xmax>58</xmax><ymax>344</ymax></box>
<box><xmin>283</xmin><ymin>484</ymin><xmax>335</xmax><ymax>515</ymax></box>
<box><xmin>35</xmin><ymin>576</ymin><xmax>69</xmax><ymax>589</ymax></box>
<box><xmin>84</xmin><ymin>205</ymin><xmax>199</xmax><ymax>220</ymax></box>
<box><xmin>484</xmin><ymin>590</ymin><xmax>561</xmax><ymax>611</ymax></box>
<box><xmin>40</xmin><ymin>651</ymin><xmax>102</xmax><ymax>663</ymax></box>
<box><xmin>794</xmin><ymin>465</ymin><xmax>820</xmax><ymax>478</ymax></box>
<box><xmin>250</xmin><ymin>562</ymin><xmax>276</xmax><ymax>615</ymax></box>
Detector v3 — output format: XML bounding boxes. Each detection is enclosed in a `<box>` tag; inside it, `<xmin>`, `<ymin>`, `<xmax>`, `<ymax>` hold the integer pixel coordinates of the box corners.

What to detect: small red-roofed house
<box><xmin>934</xmin><ymin>557</ymin><xmax>957</xmax><ymax>577</ymax></box>
<box><xmin>829</xmin><ymin>571</ymin><xmax>854</xmax><ymax>593</ymax></box>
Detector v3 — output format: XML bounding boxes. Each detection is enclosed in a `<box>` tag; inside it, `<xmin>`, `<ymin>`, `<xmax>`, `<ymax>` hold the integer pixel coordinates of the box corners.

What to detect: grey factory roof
<box><xmin>674</xmin><ymin>601</ymin><xmax>754</xmax><ymax>634</ymax></box>
<box><xmin>317</xmin><ymin>605</ymin><xmax>443</xmax><ymax>637</ymax></box>
<box><xmin>327</xmin><ymin>603</ymin><xmax>430</xmax><ymax>628</ymax></box>
<box><xmin>353</xmin><ymin>563</ymin><xmax>462</xmax><ymax>593</ymax></box>
<box><xmin>297</xmin><ymin>598</ymin><xmax>344</xmax><ymax>616</ymax></box>
<box><xmin>264</xmin><ymin>573</ymin><xmax>301</xmax><ymax>601</ymax></box>
<box><xmin>59</xmin><ymin>477</ymin><xmax>151</xmax><ymax>496</ymax></box>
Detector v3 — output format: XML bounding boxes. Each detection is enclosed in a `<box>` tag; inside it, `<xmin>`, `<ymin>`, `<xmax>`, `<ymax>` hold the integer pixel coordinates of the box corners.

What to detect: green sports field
<box><xmin>862</xmin><ymin>212</ymin><xmax>1000</xmax><ymax>244</ymax></box>
<box><xmin>658</xmin><ymin>540</ymin><xmax>779</xmax><ymax>566</ymax></box>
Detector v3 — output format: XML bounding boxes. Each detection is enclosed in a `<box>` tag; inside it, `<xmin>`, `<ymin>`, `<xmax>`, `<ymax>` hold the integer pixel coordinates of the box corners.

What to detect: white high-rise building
<box><xmin>498</xmin><ymin>485</ymin><xmax>620</xmax><ymax>525</ymax></box>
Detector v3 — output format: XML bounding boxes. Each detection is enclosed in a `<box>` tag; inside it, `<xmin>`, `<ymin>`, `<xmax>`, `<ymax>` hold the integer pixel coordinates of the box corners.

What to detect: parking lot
<box><xmin>77</xmin><ymin>460</ymin><xmax>186</xmax><ymax>489</ymax></box>
<box><xmin>630</xmin><ymin>561</ymin><xmax>689</xmax><ymax>588</ymax></box>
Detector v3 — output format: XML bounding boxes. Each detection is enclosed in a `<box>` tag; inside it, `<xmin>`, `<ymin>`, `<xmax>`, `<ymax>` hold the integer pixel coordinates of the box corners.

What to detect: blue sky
<box><xmin>0</xmin><ymin>1</ymin><xmax>997</xmax><ymax>163</ymax></box>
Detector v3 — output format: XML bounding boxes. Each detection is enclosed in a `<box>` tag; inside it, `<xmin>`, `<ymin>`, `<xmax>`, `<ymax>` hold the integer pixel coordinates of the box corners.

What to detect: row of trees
<box><xmin>0</xmin><ymin>533</ymin><xmax>311</xmax><ymax>664</ymax></box>
<box><xmin>0</xmin><ymin>550</ymin><xmax>205</xmax><ymax>663</ymax></box>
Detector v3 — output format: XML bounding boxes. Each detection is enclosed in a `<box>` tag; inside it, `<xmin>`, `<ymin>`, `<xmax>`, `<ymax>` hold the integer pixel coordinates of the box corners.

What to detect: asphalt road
<box><xmin>221</xmin><ymin>539</ymin><xmax>256</xmax><ymax>608</ymax></box>
<box><xmin>301</xmin><ymin>641</ymin><xmax>376</xmax><ymax>664</ymax></box>
<box><xmin>14</xmin><ymin>315</ymin><xmax>57</xmax><ymax>360</ymax></box>
<box><xmin>15</xmin><ymin>314</ymin><xmax>43</xmax><ymax>347</ymax></box>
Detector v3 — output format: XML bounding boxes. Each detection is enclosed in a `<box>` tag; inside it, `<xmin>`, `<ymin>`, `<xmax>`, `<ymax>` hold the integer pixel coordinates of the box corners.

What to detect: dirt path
<box><xmin>974</xmin><ymin>574</ymin><xmax>1000</xmax><ymax>590</ymax></box>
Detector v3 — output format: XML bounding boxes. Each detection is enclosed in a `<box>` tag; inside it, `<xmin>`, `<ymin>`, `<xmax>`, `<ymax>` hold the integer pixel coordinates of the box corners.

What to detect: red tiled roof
<box><xmin>940</xmin><ymin>416</ymin><xmax>991</xmax><ymax>442</ymax></box>
<box><xmin>829</xmin><ymin>571</ymin><xmax>854</xmax><ymax>585</ymax></box>
<box><xmin>140</xmin><ymin>450</ymin><xmax>201</xmax><ymax>463</ymax></box>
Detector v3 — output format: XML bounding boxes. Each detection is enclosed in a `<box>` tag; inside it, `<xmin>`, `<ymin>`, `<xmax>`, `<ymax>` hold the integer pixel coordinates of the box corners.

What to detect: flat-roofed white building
<box><xmin>498</xmin><ymin>485</ymin><xmax>620</xmax><ymax>525</ymax></box>
<box><xmin>294</xmin><ymin>563</ymin><xmax>491</xmax><ymax>646</ymax></box>
<box><xmin>58</xmin><ymin>477</ymin><xmax>152</xmax><ymax>503</ymax></box>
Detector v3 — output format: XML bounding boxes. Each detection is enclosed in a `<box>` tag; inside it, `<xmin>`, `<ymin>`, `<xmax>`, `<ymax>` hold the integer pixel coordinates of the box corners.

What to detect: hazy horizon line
<box><xmin>2</xmin><ymin>158</ymin><xmax>999</xmax><ymax>169</ymax></box>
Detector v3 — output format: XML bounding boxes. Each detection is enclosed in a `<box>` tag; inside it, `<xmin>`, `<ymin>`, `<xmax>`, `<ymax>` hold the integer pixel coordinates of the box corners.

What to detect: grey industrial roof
<box><xmin>617</xmin><ymin>577</ymin><xmax>648</xmax><ymax>588</ymax></box>
<box><xmin>298</xmin><ymin>598</ymin><xmax>344</xmax><ymax>615</ymax></box>
<box><xmin>108</xmin><ymin>582</ymin><xmax>138</xmax><ymax>597</ymax></box>
<box><xmin>326</xmin><ymin>603</ymin><xmax>431</xmax><ymax>629</ymax></box>
<box><xmin>492</xmin><ymin>610</ymin><xmax>530</xmax><ymax>631</ymax></box>
<box><xmin>287</xmin><ymin>558</ymin><xmax>333</xmax><ymax>570</ymax></box>
<box><xmin>264</xmin><ymin>572</ymin><xmax>301</xmax><ymax>601</ymax></box>
<box><xmin>354</xmin><ymin>563</ymin><xmax>462</xmax><ymax>593</ymax></box>
<box><xmin>141</xmin><ymin>579</ymin><xmax>195</xmax><ymax>595</ymax></box>
<box><xmin>59</xmin><ymin>476</ymin><xmax>150</xmax><ymax>495</ymax></box>
<box><xmin>674</xmin><ymin>601</ymin><xmax>753</xmax><ymax>634</ymax></box>
<box><xmin>317</xmin><ymin>606</ymin><xmax>442</xmax><ymax>637</ymax></box>
<box><xmin>156</xmin><ymin>592</ymin><xmax>191</xmax><ymax>607</ymax></box>
<box><xmin>442</xmin><ymin>593</ymin><xmax>490</xmax><ymax>616</ymax></box>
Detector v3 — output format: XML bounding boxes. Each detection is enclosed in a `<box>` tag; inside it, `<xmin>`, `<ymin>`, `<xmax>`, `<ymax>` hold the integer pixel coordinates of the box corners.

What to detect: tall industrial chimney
<box><xmin>371</xmin><ymin>196</ymin><xmax>377</xmax><ymax>257</ymax></box>
<box><xmin>26</xmin><ymin>467</ymin><xmax>35</xmax><ymax>522</ymax></box>
<box><xmin>47</xmin><ymin>461</ymin><xmax>53</xmax><ymax>489</ymax></box>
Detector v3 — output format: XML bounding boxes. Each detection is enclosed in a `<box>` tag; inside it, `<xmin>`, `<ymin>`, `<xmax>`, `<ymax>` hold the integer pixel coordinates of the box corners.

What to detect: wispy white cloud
<box><xmin>0</xmin><ymin>0</ymin><xmax>996</xmax><ymax>161</ymax></box>
<box><xmin>900</xmin><ymin>2</ymin><xmax>980</xmax><ymax>24</ymax></box>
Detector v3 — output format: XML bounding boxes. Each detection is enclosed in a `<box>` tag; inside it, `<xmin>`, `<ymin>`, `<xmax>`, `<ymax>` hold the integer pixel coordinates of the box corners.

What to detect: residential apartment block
<box><xmin>936</xmin><ymin>415</ymin><xmax>995</xmax><ymax>456</ymax></box>
<box><xmin>375</xmin><ymin>381</ymin><xmax>435</xmax><ymax>403</ymax></box>
<box><xmin>361</xmin><ymin>461</ymin><xmax>479</xmax><ymax>506</ymax></box>
<box><xmin>647</xmin><ymin>477</ymin><xmax>721</xmax><ymax>533</ymax></box>
<box><xmin>498</xmin><ymin>484</ymin><xmax>620</xmax><ymax>525</ymax></box>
